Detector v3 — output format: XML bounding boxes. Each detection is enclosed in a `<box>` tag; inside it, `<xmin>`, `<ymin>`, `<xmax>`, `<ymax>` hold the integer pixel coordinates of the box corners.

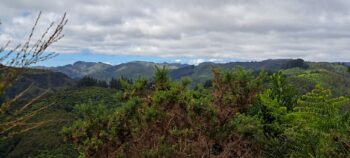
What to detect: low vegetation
<box><xmin>59</xmin><ymin>66</ymin><xmax>350</xmax><ymax>157</ymax></box>
<box><xmin>2</xmin><ymin>57</ymin><xmax>350</xmax><ymax>157</ymax></box>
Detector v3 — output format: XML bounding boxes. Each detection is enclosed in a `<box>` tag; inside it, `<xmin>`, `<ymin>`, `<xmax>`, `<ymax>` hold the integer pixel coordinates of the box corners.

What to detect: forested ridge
<box><xmin>1</xmin><ymin>63</ymin><xmax>350</xmax><ymax>157</ymax></box>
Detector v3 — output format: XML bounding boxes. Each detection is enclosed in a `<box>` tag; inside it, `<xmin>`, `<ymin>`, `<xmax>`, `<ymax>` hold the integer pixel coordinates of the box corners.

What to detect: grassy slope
<box><xmin>283</xmin><ymin>63</ymin><xmax>350</xmax><ymax>96</ymax></box>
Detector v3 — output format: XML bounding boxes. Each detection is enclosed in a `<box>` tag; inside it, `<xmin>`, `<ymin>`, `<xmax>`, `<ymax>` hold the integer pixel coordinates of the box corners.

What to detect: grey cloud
<box><xmin>1</xmin><ymin>0</ymin><xmax>350</xmax><ymax>61</ymax></box>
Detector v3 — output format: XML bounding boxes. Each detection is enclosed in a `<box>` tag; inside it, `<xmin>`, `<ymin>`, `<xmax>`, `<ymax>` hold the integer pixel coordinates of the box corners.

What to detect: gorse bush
<box><xmin>63</xmin><ymin>67</ymin><xmax>350</xmax><ymax>158</ymax></box>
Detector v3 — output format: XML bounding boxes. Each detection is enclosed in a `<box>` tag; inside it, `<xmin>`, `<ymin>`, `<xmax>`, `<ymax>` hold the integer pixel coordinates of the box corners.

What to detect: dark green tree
<box><xmin>283</xmin><ymin>59</ymin><xmax>309</xmax><ymax>69</ymax></box>
<box><xmin>154</xmin><ymin>66</ymin><xmax>170</xmax><ymax>90</ymax></box>
<box><xmin>109</xmin><ymin>78</ymin><xmax>122</xmax><ymax>90</ymax></box>
<box><xmin>97</xmin><ymin>80</ymin><xmax>108</xmax><ymax>88</ymax></box>
<box><xmin>77</xmin><ymin>76</ymin><xmax>97</xmax><ymax>87</ymax></box>
<box><xmin>203</xmin><ymin>79</ymin><xmax>213</xmax><ymax>88</ymax></box>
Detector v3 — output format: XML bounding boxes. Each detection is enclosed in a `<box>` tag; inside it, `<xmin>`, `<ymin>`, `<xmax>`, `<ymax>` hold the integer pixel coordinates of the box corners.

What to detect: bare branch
<box><xmin>0</xmin><ymin>12</ymin><xmax>68</xmax><ymax>139</ymax></box>
<box><xmin>0</xmin><ymin>11</ymin><xmax>68</xmax><ymax>68</ymax></box>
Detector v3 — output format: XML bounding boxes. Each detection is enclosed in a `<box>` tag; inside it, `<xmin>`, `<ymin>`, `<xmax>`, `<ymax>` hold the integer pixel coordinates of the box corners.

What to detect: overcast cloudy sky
<box><xmin>1</xmin><ymin>0</ymin><xmax>350</xmax><ymax>66</ymax></box>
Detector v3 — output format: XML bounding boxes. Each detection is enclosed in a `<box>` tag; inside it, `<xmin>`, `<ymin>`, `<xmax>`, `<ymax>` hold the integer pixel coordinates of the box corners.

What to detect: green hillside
<box><xmin>0</xmin><ymin>87</ymin><xmax>119</xmax><ymax>157</ymax></box>
<box><xmin>2</xmin><ymin>59</ymin><xmax>350</xmax><ymax>157</ymax></box>
<box><xmin>4</xmin><ymin>68</ymin><xmax>75</xmax><ymax>100</ymax></box>
<box><xmin>283</xmin><ymin>63</ymin><xmax>350</xmax><ymax>96</ymax></box>
<box><xmin>168</xmin><ymin>60</ymin><xmax>350</xmax><ymax>92</ymax></box>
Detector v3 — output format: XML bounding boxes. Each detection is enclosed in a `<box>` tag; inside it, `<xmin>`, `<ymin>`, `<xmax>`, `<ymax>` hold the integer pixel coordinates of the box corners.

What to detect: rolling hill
<box><xmin>35</xmin><ymin>59</ymin><xmax>350</xmax><ymax>94</ymax></box>
<box><xmin>3</xmin><ymin>68</ymin><xmax>76</xmax><ymax>100</ymax></box>
<box><xmin>42</xmin><ymin>61</ymin><xmax>113</xmax><ymax>79</ymax></box>
<box><xmin>2</xmin><ymin>59</ymin><xmax>350</xmax><ymax>157</ymax></box>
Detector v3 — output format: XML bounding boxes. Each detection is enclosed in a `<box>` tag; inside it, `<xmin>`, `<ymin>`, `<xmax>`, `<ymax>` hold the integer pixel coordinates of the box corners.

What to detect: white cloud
<box><xmin>189</xmin><ymin>59</ymin><xmax>205</xmax><ymax>65</ymax></box>
<box><xmin>101</xmin><ymin>61</ymin><xmax>112</xmax><ymax>65</ymax></box>
<box><xmin>174</xmin><ymin>59</ymin><xmax>181</xmax><ymax>63</ymax></box>
<box><xmin>1</xmin><ymin>0</ymin><xmax>350</xmax><ymax>61</ymax></box>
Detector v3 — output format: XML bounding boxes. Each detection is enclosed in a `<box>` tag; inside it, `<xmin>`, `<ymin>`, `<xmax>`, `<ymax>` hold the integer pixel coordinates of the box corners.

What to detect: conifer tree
<box><xmin>97</xmin><ymin>80</ymin><xmax>108</xmax><ymax>88</ymax></box>
<box><xmin>109</xmin><ymin>78</ymin><xmax>122</xmax><ymax>90</ymax></box>
<box><xmin>77</xmin><ymin>76</ymin><xmax>97</xmax><ymax>87</ymax></box>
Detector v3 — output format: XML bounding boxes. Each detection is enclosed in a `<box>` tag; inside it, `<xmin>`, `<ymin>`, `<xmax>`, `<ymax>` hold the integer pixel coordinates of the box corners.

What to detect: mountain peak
<box><xmin>73</xmin><ymin>61</ymin><xmax>95</xmax><ymax>65</ymax></box>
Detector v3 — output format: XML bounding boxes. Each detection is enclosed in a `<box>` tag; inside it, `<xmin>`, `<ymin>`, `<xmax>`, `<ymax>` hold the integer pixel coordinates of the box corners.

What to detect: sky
<box><xmin>1</xmin><ymin>0</ymin><xmax>350</xmax><ymax>66</ymax></box>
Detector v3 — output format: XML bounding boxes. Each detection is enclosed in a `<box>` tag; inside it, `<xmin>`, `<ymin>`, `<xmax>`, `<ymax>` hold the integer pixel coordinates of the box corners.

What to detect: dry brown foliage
<box><xmin>69</xmin><ymin>68</ymin><xmax>264</xmax><ymax>158</ymax></box>
<box><xmin>0</xmin><ymin>12</ymin><xmax>67</xmax><ymax>138</ymax></box>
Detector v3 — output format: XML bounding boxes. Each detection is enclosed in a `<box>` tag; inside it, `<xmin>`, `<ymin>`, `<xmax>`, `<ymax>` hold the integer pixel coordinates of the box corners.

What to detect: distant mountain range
<box><xmin>38</xmin><ymin>59</ymin><xmax>301</xmax><ymax>81</ymax></box>
<box><xmin>36</xmin><ymin>61</ymin><xmax>113</xmax><ymax>79</ymax></box>
<box><xmin>29</xmin><ymin>59</ymin><xmax>350</xmax><ymax>95</ymax></box>
<box><xmin>9</xmin><ymin>59</ymin><xmax>295</xmax><ymax>99</ymax></box>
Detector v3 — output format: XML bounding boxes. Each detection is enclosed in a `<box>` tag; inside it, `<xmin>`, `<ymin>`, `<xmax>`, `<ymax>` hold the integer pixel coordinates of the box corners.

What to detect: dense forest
<box><xmin>1</xmin><ymin>61</ymin><xmax>350</xmax><ymax>157</ymax></box>
<box><xmin>62</xmin><ymin>66</ymin><xmax>350</xmax><ymax>157</ymax></box>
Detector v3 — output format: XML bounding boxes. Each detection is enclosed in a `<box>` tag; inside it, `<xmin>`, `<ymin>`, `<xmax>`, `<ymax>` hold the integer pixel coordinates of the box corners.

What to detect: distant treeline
<box><xmin>77</xmin><ymin>76</ymin><xmax>133</xmax><ymax>89</ymax></box>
